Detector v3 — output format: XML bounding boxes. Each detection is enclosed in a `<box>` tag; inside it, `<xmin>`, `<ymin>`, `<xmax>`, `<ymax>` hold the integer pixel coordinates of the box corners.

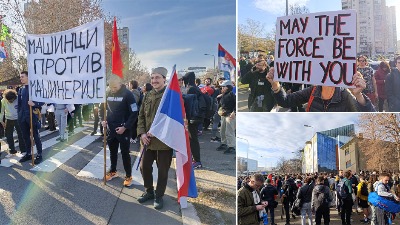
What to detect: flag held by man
<box><xmin>112</xmin><ymin>17</ymin><xmax>124</xmax><ymax>78</ymax></box>
<box><xmin>218</xmin><ymin>43</ymin><xmax>236</xmax><ymax>80</ymax></box>
<box><xmin>148</xmin><ymin>65</ymin><xmax>198</xmax><ymax>207</ymax></box>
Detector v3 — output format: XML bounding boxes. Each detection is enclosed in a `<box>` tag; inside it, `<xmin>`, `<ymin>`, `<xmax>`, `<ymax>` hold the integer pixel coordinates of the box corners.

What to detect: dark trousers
<box><xmin>315</xmin><ymin>207</ymin><xmax>330</xmax><ymax>225</ymax></box>
<box><xmin>47</xmin><ymin>112</ymin><xmax>56</xmax><ymax>130</ymax></box>
<box><xmin>5</xmin><ymin>119</ymin><xmax>26</xmax><ymax>152</ymax></box>
<box><xmin>93</xmin><ymin>108</ymin><xmax>103</xmax><ymax>134</ymax></box>
<box><xmin>107</xmin><ymin>132</ymin><xmax>131</xmax><ymax>177</ymax></box>
<box><xmin>267</xmin><ymin>206</ymin><xmax>275</xmax><ymax>225</ymax></box>
<box><xmin>19</xmin><ymin>116</ymin><xmax>42</xmax><ymax>155</ymax></box>
<box><xmin>140</xmin><ymin>149</ymin><xmax>173</xmax><ymax>197</ymax></box>
<box><xmin>188</xmin><ymin>122</ymin><xmax>201</xmax><ymax>162</ymax></box>
<box><xmin>283</xmin><ymin>200</ymin><xmax>291</xmax><ymax>223</ymax></box>
<box><xmin>341</xmin><ymin>199</ymin><xmax>353</xmax><ymax>225</ymax></box>
<box><xmin>131</xmin><ymin>118</ymin><xmax>138</xmax><ymax>139</ymax></box>
<box><xmin>378</xmin><ymin>97</ymin><xmax>385</xmax><ymax>112</ymax></box>
<box><xmin>73</xmin><ymin>104</ymin><xmax>82</xmax><ymax>126</ymax></box>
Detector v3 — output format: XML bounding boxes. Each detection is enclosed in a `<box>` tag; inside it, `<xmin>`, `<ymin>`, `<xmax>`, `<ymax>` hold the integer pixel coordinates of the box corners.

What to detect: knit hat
<box><xmin>220</xmin><ymin>80</ymin><xmax>233</xmax><ymax>87</ymax></box>
<box><xmin>151</xmin><ymin>67</ymin><xmax>168</xmax><ymax>78</ymax></box>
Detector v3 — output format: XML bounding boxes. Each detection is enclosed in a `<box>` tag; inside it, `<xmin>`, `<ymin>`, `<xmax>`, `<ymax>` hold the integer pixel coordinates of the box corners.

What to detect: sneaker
<box><xmin>34</xmin><ymin>155</ymin><xmax>43</xmax><ymax>164</ymax></box>
<box><xmin>105</xmin><ymin>171</ymin><xmax>118</xmax><ymax>181</ymax></box>
<box><xmin>90</xmin><ymin>131</ymin><xmax>96</xmax><ymax>136</ymax></box>
<box><xmin>138</xmin><ymin>191</ymin><xmax>155</xmax><ymax>203</ymax></box>
<box><xmin>154</xmin><ymin>197</ymin><xmax>164</xmax><ymax>210</ymax></box>
<box><xmin>210</xmin><ymin>137</ymin><xmax>221</xmax><ymax>143</ymax></box>
<box><xmin>9</xmin><ymin>149</ymin><xmax>17</xmax><ymax>154</ymax></box>
<box><xmin>216</xmin><ymin>144</ymin><xmax>228</xmax><ymax>151</ymax></box>
<box><xmin>123</xmin><ymin>176</ymin><xmax>133</xmax><ymax>187</ymax></box>
<box><xmin>223</xmin><ymin>147</ymin><xmax>235</xmax><ymax>154</ymax></box>
<box><xmin>193</xmin><ymin>161</ymin><xmax>202</xmax><ymax>168</ymax></box>
<box><xmin>19</xmin><ymin>154</ymin><xmax>32</xmax><ymax>163</ymax></box>
<box><xmin>192</xmin><ymin>161</ymin><xmax>202</xmax><ymax>169</ymax></box>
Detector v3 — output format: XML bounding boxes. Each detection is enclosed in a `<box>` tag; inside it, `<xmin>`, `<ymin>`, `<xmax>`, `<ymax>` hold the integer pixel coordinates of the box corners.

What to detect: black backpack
<box><xmin>182</xmin><ymin>89</ymin><xmax>207</xmax><ymax>123</ymax></box>
<box><xmin>336</xmin><ymin>180</ymin><xmax>349</xmax><ymax>199</ymax></box>
<box><xmin>361</xmin><ymin>182</ymin><xmax>369</xmax><ymax>196</ymax></box>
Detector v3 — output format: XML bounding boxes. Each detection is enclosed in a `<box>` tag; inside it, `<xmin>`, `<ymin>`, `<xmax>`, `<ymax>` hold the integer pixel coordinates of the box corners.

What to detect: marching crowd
<box><xmin>238</xmin><ymin>170</ymin><xmax>400</xmax><ymax>225</ymax></box>
<box><xmin>239</xmin><ymin>54</ymin><xmax>400</xmax><ymax>112</ymax></box>
<box><xmin>0</xmin><ymin>68</ymin><xmax>236</xmax><ymax>210</ymax></box>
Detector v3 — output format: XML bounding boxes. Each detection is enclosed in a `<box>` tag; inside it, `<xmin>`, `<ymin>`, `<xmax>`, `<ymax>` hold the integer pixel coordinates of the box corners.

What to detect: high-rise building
<box><xmin>117</xmin><ymin>27</ymin><xmax>129</xmax><ymax>50</ymax></box>
<box><xmin>342</xmin><ymin>0</ymin><xmax>397</xmax><ymax>55</ymax></box>
<box><xmin>237</xmin><ymin>157</ymin><xmax>258</xmax><ymax>172</ymax></box>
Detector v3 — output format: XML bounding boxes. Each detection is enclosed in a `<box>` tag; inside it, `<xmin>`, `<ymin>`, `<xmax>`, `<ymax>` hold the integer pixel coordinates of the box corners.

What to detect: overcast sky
<box><xmin>102</xmin><ymin>0</ymin><xmax>236</xmax><ymax>72</ymax></box>
<box><xmin>237</xmin><ymin>113</ymin><xmax>361</xmax><ymax>168</ymax></box>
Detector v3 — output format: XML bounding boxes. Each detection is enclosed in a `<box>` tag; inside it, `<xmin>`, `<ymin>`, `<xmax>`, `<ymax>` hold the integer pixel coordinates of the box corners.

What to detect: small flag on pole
<box><xmin>112</xmin><ymin>17</ymin><xmax>124</xmax><ymax>78</ymax></box>
<box><xmin>218</xmin><ymin>43</ymin><xmax>236</xmax><ymax>80</ymax></box>
<box><xmin>149</xmin><ymin>65</ymin><xmax>198</xmax><ymax>207</ymax></box>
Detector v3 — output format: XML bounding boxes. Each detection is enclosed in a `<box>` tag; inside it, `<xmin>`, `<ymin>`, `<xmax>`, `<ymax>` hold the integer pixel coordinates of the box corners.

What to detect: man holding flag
<box><xmin>137</xmin><ymin>67</ymin><xmax>174</xmax><ymax>210</ymax></box>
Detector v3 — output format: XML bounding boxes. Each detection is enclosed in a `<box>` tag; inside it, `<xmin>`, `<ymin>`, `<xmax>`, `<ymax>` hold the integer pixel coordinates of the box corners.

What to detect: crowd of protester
<box><xmin>239</xmin><ymin>54</ymin><xmax>400</xmax><ymax>112</ymax></box>
<box><xmin>238</xmin><ymin>170</ymin><xmax>400</xmax><ymax>225</ymax></box>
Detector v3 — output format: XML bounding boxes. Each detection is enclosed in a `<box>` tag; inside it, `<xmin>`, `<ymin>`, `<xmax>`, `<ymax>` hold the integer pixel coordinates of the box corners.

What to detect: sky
<box><xmin>102</xmin><ymin>0</ymin><xmax>236</xmax><ymax>73</ymax></box>
<box><xmin>238</xmin><ymin>0</ymin><xmax>400</xmax><ymax>41</ymax></box>
<box><xmin>237</xmin><ymin>113</ymin><xmax>360</xmax><ymax>169</ymax></box>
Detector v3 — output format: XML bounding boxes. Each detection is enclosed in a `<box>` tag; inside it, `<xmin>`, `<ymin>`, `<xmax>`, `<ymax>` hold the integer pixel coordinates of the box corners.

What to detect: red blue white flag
<box><xmin>0</xmin><ymin>42</ymin><xmax>7</xmax><ymax>59</ymax></box>
<box><xmin>218</xmin><ymin>43</ymin><xmax>236</xmax><ymax>79</ymax></box>
<box><xmin>149</xmin><ymin>65</ymin><xmax>198</xmax><ymax>204</ymax></box>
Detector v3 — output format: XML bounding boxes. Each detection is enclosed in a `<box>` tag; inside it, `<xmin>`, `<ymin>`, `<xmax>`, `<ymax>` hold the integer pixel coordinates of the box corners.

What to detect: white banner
<box><xmin>27</xmin><ymin>19</ymin><xmax>105</xmax><ymax>104</ymax></box>
<box><xmin>274</xmin><ymin>10</ymin><xmax>357</xmax><ymax>88</ymax></box>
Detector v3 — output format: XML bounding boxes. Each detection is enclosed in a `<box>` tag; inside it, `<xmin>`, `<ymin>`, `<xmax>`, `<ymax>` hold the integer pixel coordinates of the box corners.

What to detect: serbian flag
<box><xmin>0</xmin><ymin>42</ymin><xmax>7</xmax><ymax>59</ymax></box>
<box><xmin>218</xmin><ymin>43</ymin><xmax>236</xmax><ymax>80</ymax></box>
<box><xmin>149</xmin><ymin>65</ymin><xmax>198</xmax><ymax>206</ymax></box>
<box><xmin>112</xmin><ymin>17</ymin><xmax>124</xmax><ymax>78</ymax></box>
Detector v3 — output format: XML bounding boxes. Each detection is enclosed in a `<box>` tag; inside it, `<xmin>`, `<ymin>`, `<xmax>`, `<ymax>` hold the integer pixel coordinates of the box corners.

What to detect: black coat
<box><xmin>260</xmin><ymin>184</ymin><xmax>278</xmax><ymax>203</ymax></box>
<box><xmin>296</xmin><ymin>183</ymin><xmax>314</xmax><ymax>204</ymax></box>
<box><xmin>273</xmin><ymin>86</ymin><xmax>375</xmax><ymax>112</ymax></box>
<box><xmin>386</xmin><ymin>68</ymin><xmax>400</xmax><ymax>112</ymax></box>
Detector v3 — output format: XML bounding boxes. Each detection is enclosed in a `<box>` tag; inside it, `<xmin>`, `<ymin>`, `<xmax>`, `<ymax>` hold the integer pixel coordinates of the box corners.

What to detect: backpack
<box><xmin>182</xmin><ymin>90</ymin><xmax>207</xmax><ymax>123</ymax></box>
<box><xmin>314</xmin><ymin>186</ymin><xmax>330</xmax><ymax>210</ymax></box>
<box><xmin>361</xmin><ymin>182</ymin><xmax>369</xmax><ymax>197</ymax></box>
<box><xmin>336</xmin><ymin>180</ymin><xmax>349</xmax><ymax>200</ymax></box>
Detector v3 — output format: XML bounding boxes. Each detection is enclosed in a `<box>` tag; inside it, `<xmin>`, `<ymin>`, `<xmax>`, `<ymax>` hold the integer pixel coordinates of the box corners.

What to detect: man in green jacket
<box><xmin>238</xmin><ymin>173</ymin><xmax>268</xmax><ymax>225</ymax></box>
<box><xmin>137</xmin><ymin>67</ymin><xmax>172</xmax><ymax>210</ymax></box>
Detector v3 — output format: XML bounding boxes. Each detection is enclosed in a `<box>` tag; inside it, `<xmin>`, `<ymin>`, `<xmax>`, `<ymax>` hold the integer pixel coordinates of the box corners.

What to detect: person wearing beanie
<box><xmin>137</xmin><ymin>67</ymin><xmax>173</xmax><ymax>210</ymax></box>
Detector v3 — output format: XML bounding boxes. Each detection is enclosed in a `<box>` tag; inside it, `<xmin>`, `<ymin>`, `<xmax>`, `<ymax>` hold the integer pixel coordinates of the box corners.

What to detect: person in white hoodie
<box><xmin>54</xmin><ymin>104</ymin><xmax>74</xmax><ymax>142</ymax></box>
<box><xmin>0</xmin><ymin>89</ymin><xmax>26</xmax><ymax>154</ymax></box>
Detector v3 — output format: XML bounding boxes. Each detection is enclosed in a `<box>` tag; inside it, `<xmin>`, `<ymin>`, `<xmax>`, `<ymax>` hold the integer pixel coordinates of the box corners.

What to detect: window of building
<box><xmin>346</xmin><ymin>160</ymin><xmax>351</xmax><ymax>168</ymax></box>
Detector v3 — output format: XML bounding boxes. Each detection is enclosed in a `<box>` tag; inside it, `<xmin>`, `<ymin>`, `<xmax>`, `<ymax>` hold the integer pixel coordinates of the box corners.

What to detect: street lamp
<box><xmin>238</xmin><ymin>137</ymin><xmax>249</xmax><ymax>176</ymax></box>
<box><xmin>304</xmin><ymin>124</ymin><xmax>315</xmax><ymax>173</ymax></box>
<box><xmin>204</xmin><ymin>53</ymin><xmax>216</xmax><ymax>80</ymax></box>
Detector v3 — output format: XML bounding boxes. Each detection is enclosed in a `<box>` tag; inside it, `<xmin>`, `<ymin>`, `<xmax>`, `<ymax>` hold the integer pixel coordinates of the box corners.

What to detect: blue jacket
<box><xmin>17</xmin><ymin>85</ymin><xmax>44</xmax><ymax>120</ymax></box>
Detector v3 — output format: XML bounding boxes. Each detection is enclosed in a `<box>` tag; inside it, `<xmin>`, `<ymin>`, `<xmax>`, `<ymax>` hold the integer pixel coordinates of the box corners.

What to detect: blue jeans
<box><xmin>301</xmin><ymin>202</ymin><xmax>313</xmax><ymax>225</ymax></box>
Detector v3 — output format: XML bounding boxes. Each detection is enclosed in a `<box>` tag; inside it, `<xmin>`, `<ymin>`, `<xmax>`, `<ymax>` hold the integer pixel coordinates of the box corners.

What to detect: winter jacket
<box><xmin>238</xmin><ymin>183</ymin><xmax>261</xmax><ymax>225</ymax></box>
<box><xmin>386</xmin><ymin>68</ymin><xmax>400</xmax><ymax>111</ymax></box>
<box><xmin>311</xmin><ymin>184</ymin><xmax>332</xmax><ymax>210</ymax></box>
<box><xmin>375</xmin><ymin>68</ymin><xmax>388</xmax><ymax>99</ymax></box>
<box><xmin>260</xmin><ymin>184</ymin><xmax>278</xmax><ymax>205</ymax></box>
<box><xmin>17</xmin><ymin>85</ymin><xmax>44</xmax><ymax>121</ymax></box>
<box><xmin>137</xmin><ymin>86</ymin><xmax>170</xmax><ymax>150</ymax></box>
<box><xmin>241</xmin><ymin>69</ymin><xmax>274</xmax><ymax>111</ymax></box>
<box><xmin>219</xmin><ymin>89</ymin><xmax>236</xmax><ymax>115</ymax></box>
<box><xmin>273</xmin><ymin>85</ymin><xmax>375</xmax><ymax>112</ymax></box>
<box><xmin>297</xmin><ymin>183</ymin><xmax>314</xmax><ymax>204</ymax></box>
<box><xmin>357</xmin><ymin>181</ymin><xmax>368</xmax><ymax>201</ymax></box>
<box><xmin>0</xmin><ymin>98</ymin><xmax>18</xmax><ymax>120</ymax></box>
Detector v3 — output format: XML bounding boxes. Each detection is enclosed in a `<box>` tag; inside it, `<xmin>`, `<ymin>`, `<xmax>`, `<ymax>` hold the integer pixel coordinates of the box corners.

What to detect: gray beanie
<box><xmin>151</xmin><ymin>67</ymin><xmax>168</xmax><ymax>78</ymax></box>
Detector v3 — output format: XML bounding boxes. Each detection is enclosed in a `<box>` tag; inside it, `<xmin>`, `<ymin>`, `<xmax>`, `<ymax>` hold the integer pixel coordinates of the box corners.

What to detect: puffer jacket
<box><xmin>273</xmin><ymin>85</ymin><xmax>375</xmax><ymax>112</ymax></box>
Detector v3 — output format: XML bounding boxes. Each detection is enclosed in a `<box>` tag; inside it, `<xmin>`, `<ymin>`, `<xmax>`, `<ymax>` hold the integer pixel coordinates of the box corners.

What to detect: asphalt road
<box><xmin>0</xmin><ymin>123</ymin><xmax>183</xmax><ymax>225</ymax></box>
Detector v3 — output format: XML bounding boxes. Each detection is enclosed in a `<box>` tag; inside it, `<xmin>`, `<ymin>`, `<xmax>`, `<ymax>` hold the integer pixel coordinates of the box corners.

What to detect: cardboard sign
<box><xmin>27</xmin><ymin>19</ymin><xmax>105</xmax><ymax>103</ymax></box>
<box><xmin>274</xmin><ymin>10</ymin><xmax>356</xmax><ymax>88</ymax></box>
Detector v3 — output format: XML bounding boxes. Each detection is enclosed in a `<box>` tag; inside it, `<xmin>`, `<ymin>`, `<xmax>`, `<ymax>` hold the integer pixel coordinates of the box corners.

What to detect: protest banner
<box><xmin>274</xmin><ymin>10</ymin><xmax>356</xmax><ymax>88</ymax></box>
<box><xmin>26</xmin><ymin>19</ymin><xmax>105</xmax><ymax>104</ymax></box>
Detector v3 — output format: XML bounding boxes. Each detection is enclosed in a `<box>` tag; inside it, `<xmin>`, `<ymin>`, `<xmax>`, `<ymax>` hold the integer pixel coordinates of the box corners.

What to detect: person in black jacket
<box><xmin>182</xmin><ymin>71</ymin><xmax>202</xmax><ymax>168</ymax></box>
<box><xmin>100</xmin><ymin>77</ymin><xmax>138</xmax><ymax>187</ymax></box>
<box><xmin>297</xmin><ymin>176</ymin><xmax>314</xmax><ymax>225</ymax></box>
<box><xmin>282</xmin><ymin>175</ymin><xmax>298</xmax><ymax>225</ymax></box>
<box><xmin>266</xmin><ymin>67</ymin><xmax>375</xmax><ymax>112</ymax></box>
<box><xmin>241</xmin><ymin>59</ymin><xmax>275</xmax><ymax>112</ymax></box>
<box><xmin>260</xmin><ymin>178</ymin><xmax>278</xmax><ymax>225</ymax></box>
<box><xmin>216</xmin><ymin>80</ymin><xmax>236</xmax><ymax>154</ymax></box>
<box><xmin>386</xmin><ymin>56</ymin><xmax>400</xmax><ymax>111</ymax></box>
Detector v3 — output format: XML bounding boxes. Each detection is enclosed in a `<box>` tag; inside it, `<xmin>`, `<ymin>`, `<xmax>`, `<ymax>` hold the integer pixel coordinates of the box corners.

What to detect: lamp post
<box><xmin>204</xmin><ymin>53</ymin><xmax>216</xmax><ymax>80</ymax></box>
<box><xmin>304</xmin><ymin>124</ymin><xmax>315</xmax><ymax>173</ymax></box>
<box><xmin>238</xmin><ymin>137</ymin><xmax>249</xmax><ymax>176</ymax></box>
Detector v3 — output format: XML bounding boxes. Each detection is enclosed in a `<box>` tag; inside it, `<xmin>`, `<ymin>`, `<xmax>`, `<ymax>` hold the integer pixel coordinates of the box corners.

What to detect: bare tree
<box><xmin>289</xmin><ymin>4</ymin><xmax>310</xmax><ymax>15</ymax></box>
<box><xmin>358</xmin><ymin>113</ymin><xmax>400</xmax><ymax>172</ymax></box>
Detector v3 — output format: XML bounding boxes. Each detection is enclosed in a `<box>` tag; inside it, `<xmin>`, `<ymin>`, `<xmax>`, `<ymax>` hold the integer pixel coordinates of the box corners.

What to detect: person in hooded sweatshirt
<box><xmin>182</xmin><ymin>71</ymin><xmax>203</xmax><ymax>168</ymax></box>
<box><xmin>311</xmin><ymin>175</ymin><xmax>332</xmax><ymax>225</ymax></box>
<box><xmin>260</xmin><ymin>178</ymin><xmax>278</xmax><ymax>225</ymax></box>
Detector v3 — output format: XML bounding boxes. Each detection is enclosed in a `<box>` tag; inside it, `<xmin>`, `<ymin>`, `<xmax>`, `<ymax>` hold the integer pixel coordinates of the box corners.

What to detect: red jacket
<box><xmin>375</xmin><ymin>68</ymin><xmax>389</xmax><ymax>99</ymax></box>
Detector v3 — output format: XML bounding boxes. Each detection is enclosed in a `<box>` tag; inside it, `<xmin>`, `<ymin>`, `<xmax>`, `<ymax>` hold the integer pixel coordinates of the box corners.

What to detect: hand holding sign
<box><xmin>350</xmin><ymin>72</ymin><xmax>367</xmax><ymax>106</ymax></box>
<box><xmin>266</xmin><ymin>67</ymin><xmax>280</xmax><ymax>92</ymax></box>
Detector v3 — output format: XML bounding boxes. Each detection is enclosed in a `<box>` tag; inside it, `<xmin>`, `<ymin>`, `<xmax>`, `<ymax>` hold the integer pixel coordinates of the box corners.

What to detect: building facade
<box><xmin>342</xmin><ymin>0</ymin><xmax>397</xmax><ymax>55</ymax></box>
<box><xmin>237</xmin><ymin>157</ymin><xmax>258</xmax><ymax>172</ymax></box>
<box><xmin>117</xmin><ymin>27</ymin><xmax>129</xmax><ymax>49</ymax></box>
